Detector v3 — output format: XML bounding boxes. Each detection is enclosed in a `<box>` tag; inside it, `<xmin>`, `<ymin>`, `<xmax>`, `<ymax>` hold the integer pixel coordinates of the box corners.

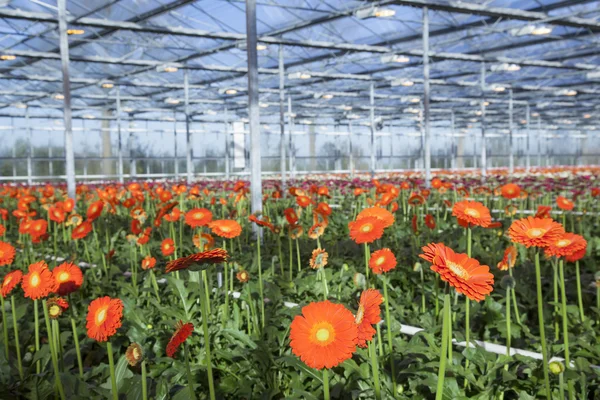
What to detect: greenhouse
<box><xmin>0</xmin><ymin>0</ymin><xmax>599</xmax><ymax>399</ymax></box>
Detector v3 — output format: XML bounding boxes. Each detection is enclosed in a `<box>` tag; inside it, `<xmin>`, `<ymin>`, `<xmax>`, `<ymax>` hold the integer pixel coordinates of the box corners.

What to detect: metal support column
<box><xmin>287</xmin><ymin>96</ymin><xmax>295</xmax><ymax>179</ymax></box>
<box><xmin>173</xmin><ymin>111</ymin><xmax>178</xmax><ymax>180</ymax></box>
<box><xmin>508</xmin><ymin>89</ymin><xmax>514</xmax><ymax>174</ymax></box>
<box><xmin>278</xmin><ymin>44</ymin><xmax>286</xmax><ymax>193</ymax></box>
<box><xmin>129</xmin><ymin>115</ymin><xmax>136</xmax><ymax>178</ymax></box>
<box><xmin>224</xmin><ymin>108</ymin><xmax>230</xmax><ymax>179</ymax></box>
<box><xmin>184</xmin><ymin>70</ymin><xmax>193</xmax><ymax>184</ymax></box>
<box><xmin>423</xmin><ymin>6</ymin><xmax>431</xmax><ymax>187</ymax></box>
<box><xmin>450</xmin><ymin>111</ymin><xmax>456</xmax><ymax>169</ymax></box>
<box><xmin>537</xmin><ymin>116</ymin><xmax>542</xmax><ymax>167</ymax></box>
<box><xmin>246</xmin><ymin>0</ymin><xmax>262</xmax><ymax>217</ymax></box>
<box><xmin>349</xmin><ymin>122</ymin><xmax>354</xmax><ymax>177</ymax></box>
<box><xmin>369</xmin><ymin>83</ymin><xmax>376</xmax><ymax>177</ymax></box>
<box><xmin>116</xmin><ymin>86</ymin><xmax>124</xmax><ymax>183</ymax></box>
<box><xmin>525</xmin><ymin>103</ymin><xmax>531</xmax><ymax>171</ymax></box>
<box><xmin>58</xmin><ymin>0</ymin><xmax>76</xmax><ymax>199</ymax></box>
<box><xmin>26</xmin><ymin>108</ymin><xmax>33</xmax><ymax>185</ymax></box>
<box><xmin>480</xmin><ymin>62</ymin><xmax>487</xmax><ymax>179</ymax></box>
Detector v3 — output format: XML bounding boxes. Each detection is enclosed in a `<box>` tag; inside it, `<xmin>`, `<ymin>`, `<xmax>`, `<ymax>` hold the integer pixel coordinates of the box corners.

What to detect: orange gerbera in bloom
<box><xmin>452</xmin><ymin>200</ymin><xmax>491</xmax><ymax>228</ymax></box>
<box><xmin>208</xmin><ymin>219</ymin><xmax>242</xmax><ymax>239</ymax></box>
<box><xmin>425</xmin><ymin>214</ymin><xmax>436</xmax><ymax>229</ymax></box>
<box><xmin>29</xmin><ymin>219</ymin><xmax>48</xmax><ymax>240</ymax></box>
<box><xmin>535</xmin><ymin>205</ymin><xmax>552</xmax><ymax>219</ymax></box>
<box><xmin>236</xmin><ymin>270</ymin><xmax>250</xmax><ymax>283</ymax></box>
<box><xmin>356</xmin><ymin>206</ymin><xmax>395</xmax><ymax>228</ymax></box>
<box><xmin>500</xmin><ymin>183</ymin><xmax>521</xmax><ymax>199</ymax></box>
<box><xmin>0</xmin><ymin>241</ymin><xmax>16</xmax><ymax>266</ymax></box>
<box><xmin>164</xmin><ymin>207</ymin><xmax>181</xmax><ymax>222</ymax></box>
<box><xmin>408</xmin><ymin>193</ymin><xmax>425</xmax><ymax>206</ymax></box>
<box><xmin>309</xmin><ymin>248</ymin><xmax>328</xmax><ymax>269</ymax></box>
<box><xmin>296</xmin><ymin>195</ymin><xmax>312</xmax><ymax>208</ymax></box>
<box><xmin>289</xmin><ymin>300</ymin><xmax>358</xmax><ymax>370</ymax></box>
<box><xmin>283</xmin><ymin>208</ymin><xmax>299</xmax><ymax>225</ymax></box>
<box><xmin>497</xmin><ymin>246</ymin><xmax>517</xmax><ymax>271</ymax></box>
<box><xmin>22</xmin><ymin>261</ymin><xmax>56</xmax><ymax>300</ymax></box>
<box><xmin>369</xmin><ymin>248</ymin><xmax>396</xmax><ymax>274</ymax></box>
<box><xmin>1</xmin><ymin>270</ymin><xmax>22</xmax><ymax>298</ymax></box>
<box><xmin>86</xmin><ymin>200</ymin><xmax>104</xmax><ymax>221</ymax></box>
<box><xmin>161</xmin><ymin>238</ymin><xmax>175</xmax><ymax>257</ymax></box>
<box><xmin>48</xmin><ymin>206</ymin><xmax>66</xmax><ymax>223</ymax></box>
<box><xmin>52</xmin><ymin>262</ymin><xmax>83</xmax><ymax>296</ymax></box>
<box><xmin>556</xmin><ymin>196</ymin><xmax>574</xmax><ymax>211</ymax></box>
<box><xmin>544</xmin><ymin>233</ymin><xmax>587</xmax><ymax>258</ymax></box>
<box><xmin>166</xmin><ymin>321</ymin><xmax>194</xmax><ymax>358</ymax></box>
<box><xmin>308</xmin><ymin>223</ymin><xmax>325</xmax><ymax>239</ymax></box>
<box><xmin>249</xmin><ymin>214</ymin><xmax>275</xmax><ymax>232</ymax></box>
<box><xmin>355</xmin><ymin>289</ymin><xmax>384</xmax><ymax>348</ymax></box>
<box><xmin>420</xmin><ymin>243</ymin><xmax>494</xmax><ymax>301</ymax></box>
<box><xmin>141</xmin><ymin>256</ymin><xmax>156</xmax><ymax>270</ymax></box>
<box><xmin>508</xmin><ymin>217</ymin><xmax>565</xmax><ymax>248</ymax></box>
<box><xmin>184</xmin><ymin>208</ymin><xmax>212</xmax><ymax>228</ymax></box>
<box><xmin>86</xmin><ymin>296</ymin><xmax>124</xmax><ymax>342</ymax></box>
<box><xmin>348</xmin><ymin>216</ymin><xmax>385</xmax><ymax>244</ymax></box>
<box><xmin>193</xmin><ymin>233</ymin><xmax>215</xmax><ymax>251</ymax></box>
<box><xmin>165</xmin><ymin>248</ymin><xmax>228</xmax><ymax>273</ymax></box>
<box><xmin>47</xmin><ymin>297</ymin><xmax>69</xmax><ymax>319</ymax></box>
<box><xmin>566</xmin><ymin>246</ymin><xmax>586</xmax><ymax>263</ymax></box>
<box><xmin>155</xmin><ymin>201</ymin><xmax>178</xmax><ymax>227</ymax></box>
<box><xmin>431</xmin><ymin>178</ymin><xmax>443</xmax><ymax>189</ymax></box>
<box><xmin>315</xmin><ymin>202</ymin><xmax>332</xmax><ymax>217</ymax></box>
<box><xmin>72</xmin><ymin>221</ymin><xmax>93</xmax><ymax>240</ymax></box>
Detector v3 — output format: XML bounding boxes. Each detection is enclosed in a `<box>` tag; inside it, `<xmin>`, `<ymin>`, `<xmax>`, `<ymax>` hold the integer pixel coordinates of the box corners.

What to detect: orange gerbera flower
<box><xmin>125</xmin><ymin>343</ymin><xmax>144</xmax><ymax>367</ymax></box>
<box><xmin>248</xmin><ymin>214</ymin><xmax>275</xmax><ymax>232</ymax></box>
<box><xmin>308</xmin><ymin>223</ymin><xmax>325</xmax><ymax>239</ymax></box>
<box><xmin>556</xmin><ymin>196</ymin><xmax>574</xmax><ymax>211</ymax></box>
<box><xmin>408</xmin><ymin>193</ymin><xmax>425</xmax><ymax>206</ymax></box>
<box><xmin>161</xmin><ymin>238</ymin><xmax>175</xmax><ymax>257</ymax></box>
<box><xmin>141</xmin><ymin>256</ymin><xmax>156</xmax><ymax>270</ymax></box>
<box><xmin>52</xmin><ymin>262</ymin><xmax>83</xmax><ymax>296</ymax></box>
<box><xmin>348</xmin><ymin>216</ymin><xmax>385</xmax><ymax>244</ymax></box>
<box><xmin>296</xmin><ymin>195</ymin><xmax>312</xmax><ymax>208</ymax></box>
<box><xmin>500</xmin><ymin>183</ymin><xmax>521</xmax><ymax>199</ymax></box>
<box><xmin>72</xmin><ymin>221</ymin><xmax>93</xmax><ymax>240</ymax></box>
<box><xmin>28</xmin><ymin>219</ymin><xmax>48</xmax><ymax>240</ymax></box>
<box><xmin>166</xmin><ymin>321</ymin><xmax>194</xmax><ymax>358</ymax></box>
<box><xmin>164</xmin><ymin>207</ymin><xmax>181</xmax><ymax>222</ymax></box>
<box><xmin>155</xmin><ymin>201</ymin><xmax>178</xmax><ymax>227</ymax></box>
<box><xmin>22</xmin><ymin>261</ymin><xmax>56</xmax><ymax>300</ymax></box>
<box><xmin>315</xmin><ymin>202</ymin><xmax>332</xmax><ymax>217</ymax></box>
<box><xmin>508</xmin><ymin>217</ymin><xmax>565</xmax><ymax>248</ymax></box>
<box><xmin>369</xmin><ymin>248</ymin><xmax>396</xmax><ymax>274</ymax></box>
<box><xmin>420</xmin><ymin>243</ymin><xmax>494</xmax><ymax>301</ymax></box>
<box><xmin>86</xmin><ymin>296</ymin><xmax>124</xmax><ymax>342</ymax></box>
<box><xmin>356</xmin><ymin>207</ymin><xmax>395</xmax><ymax>228</ymax></box>
<box><xmin>452</xmin><ymin>200</ymin><xmax>491</xmax><ymax>228</ymax></box>
<box><xmin>355</xmin><ymin>289</ymin><xmax>384</xmax><ymax>348</ymax></box>
<box><xmin>208</xmin><ymin>219</ymin><xmax>242</xmax><ymax>239</ymax></box>
<box><xmin>86</xmin><ymin>200</ymin><xmax>104</xmax><ymax>221</ymax></box>
<box><xmin>165</xmin><ymin>248</ymin><xmax>228</xmax><ymax>273</ymax></box>
<box><xmin>535</xmin><ymin>205</ymin><xmax>552</xmax><ymax>219</ymax></box>
<box><xmin>497</xmin><ymin>246</ymin><xmax>517</xmax><ymax>271</ymax></box>
<box><xmin>1</xmin><ymin>270</ymin><xmax>22</xmax><ymax>298</ymax></box>
<box><xmin>0</xmin><ymin>241</ymin><xmax>16</xmax><ymax>266</ymax></box>
<box><xmin>48</xmin><ymin>206</ymin><xmax>66</xmax><ymax>223</ymax></box>
<box><xmin>236</xmin><ymin>270</ymin><xmax>250</xmax><ymax>283</ymax></box>
<box><xmin>289</xmin><ymin>300</ymin><xmax>358</xmax><ymax>370</ymax></box>
<box><xmin>544</xmin><ymin>233</ymin><xmax>587</xmax><ymax>258</ymax></box>
<box><xmin>566</xmin><ymin>247</ymin><xmax>586</xmax><ymax>263</ymax></box>
<box><xmin>184</xmin><ymin>208</ymin><xmax>212</xmax><ymax>228</ymax></box>
<box><xmin>425</xmin><ymin>214</ymin><xmax>436</xmax><ymax>229</ymax></box>
<box><xmin>309</xmin><ymin>248</ymin><xmax>328</xmax><ymax>269</ymax></box>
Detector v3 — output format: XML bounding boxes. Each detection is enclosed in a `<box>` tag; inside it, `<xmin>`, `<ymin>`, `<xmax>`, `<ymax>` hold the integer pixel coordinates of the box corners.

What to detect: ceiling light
<box><xmin>54</xmin><ymin>94</ymin><xmax>64</xmax><ymax>100</ymax></box>
<box><xmin>381</xmin><ymin>54</ymin><xmax>410</xmax><ymax>64</ymax></box>
<box><xmin>483</xmin><ymin>101</ymin><xmax>490</xmax><ymax>106</ymax></box>
<box><xmin>256</xmin><ymin>44</ymin><xmax>268</xmax><ymax>51</ymax></box>
<box><xmin>67</xmin><ymin>29</ymin><xmax>85</xmax><ymax>35</ymax></box>
<box><xmin>491</xmin><ymin>85</ymin><xmax>506</xmax><ymax>92</ymax></box>
<box><xmin>83</xmin><ymin>114</ymin><xmax>96</xmax><ymax>119</ymax></box>
<box><xmin>391</xmin><ymin>79</ymin><xmax>414</xmax><ymax>87</ymax></box>
<box><xmin>475</xmin><ymin>110</ymin><xmax>482</xmax><ymax>116</ymax></box>
<box><xmin>355</xmin><ymin>7</ymin><xmax>396</xmax><ymax>19</ymax></box>
<box><xmin>583</xmin><ymin>114</ymin><xmax>591</xmax><ymax>119</ymax></box>
<box><xmin>0</xmin><ymin>54</ymin><xmax>16</xmax><ymax>61</ymax></box>
<box><xmin>156</xmin><ymin>64</ymin><xmax>178</xmax><ymax>73</ymax></box>
<box><xmin>289</xmin><ymin>72</ymin><xmax>312</xmax><ymax>80</ymax></box>
<box><xmin>122</xmin><ymin>107</ymin><xmax>134</xmax><ymax>113</ymax></box>
<box><xmin>299</xmin><ymin>119</ymin><xmax>313</xmax><ymax>125</ymax></box>
<box><xmin>204</xmin><ymin>109</ymin><xmax>217</xmax><ymax>115</ymax></box>
<box><xmin>520</xmin><ymin>119</ymin><xmax>527</xmax><ymax>124</ymax></box>
<box><xmin>410</xmin><ymin>98</ymin><xmax>420</xmax><ymax>103</ymax></box>
<box><xmin>100</xmin><ymin>81</ymin><xmax>114</xmax><ymax>89</ymax></box>
<box><xmin>14</xmin><ymin>103</ymin><xmax>27</xmax><ymax>109</ymax></box>
<box><xmin>340</xmin><ymin>105</ymin><xmax>353</xmax><ymax>111</ymax></box>
<box><xmin>532</xmin><ymin>112</ymin><xmax>539</xmax><ymax>117</ymax></box>
<box><xmin>225</xmin><ymin>88</ymin><xmax>238</xmax><ymax>95</ymax></box>
<box><xmin>404</xmin><ymin>107</ymin><xmax>420</xmax><ymax>114</ymax></box>
<box><xmin>165</xmin><ymin>98</ymin><xmax>180</xmax><ymax>105</ymax></box>
<box><xmin>532</xmin><ymin>26</ymin><xmax>553</xmax><ymax>35</ymax></box>
<box><xmin>322</xmin><ymin>94</ymin><xmax>334</xmax><ymax>100</ymax></box>
<box><xmin>162</xmin><ymin>116</ymin><xmax>175</xmax><ymax>122</ymax></box>
<box><xmin>556</xmin><ymin>89</ymin><xmax>577</xmax><ymax>96</ymax></box>
<box><xmin>491</xmin><ymin>63</ymin><xmax>521</xmax><ymax>72</ymax></box>
<box><xmin>259</xmin><ymin>102</ymin><xmax>269</xmax><ymax>108</ymax></box>
<box><xmin>346</xmin><ymin>114</ymin><xmax>360</xmax><ymax>119</ymax></box>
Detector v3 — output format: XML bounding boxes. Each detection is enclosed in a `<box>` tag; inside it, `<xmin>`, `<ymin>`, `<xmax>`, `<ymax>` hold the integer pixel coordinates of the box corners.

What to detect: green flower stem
<box><xmin>276</xmin><ymin>234</ymin><xmax>284</xmax><ymax>276</ymax></box>
<box><xmin>10</xmin><ymin>296</ymin><xmax>23</xmax><ymax>379</ymax></box>
<box><xmin>382</xmin><ymin>276</ymin><xmax>397</xmax><ymax>397</ymax></box>
<box><xmin>559</xmin><ymin>260</ymin><xmax>575</xmax><ymax>400</ymax></box>
<box><xmin>106</xmin><ymin>341</ymin><xmax>118</xmax><ymax>400</ymax></box>
<box><xmin>0</xmin><ymin>294</ymin><xmax>8</xmax><ymax>359</ymax></box>
<box><xmin>553</xmin><ymin>261</ymin><xmax>560</xmax><ymax>341</ymax></box>
<box><xmin>198</xmin><ymin>271</ymin><xmax>216</xmax><ymax>400</ymax></box>
<box><xmin>183</xmin><ymin>342</ymin><xmax>196</xmax><ymax>400</ymax></box>
<box><xmin>434</xmin><ymin>275</ymin><xmax>440</xmax><ymax>317</ymax></box>
<box><xmin>465</xmin><ymin>228</ymin><xmax>471</xmax><ymax>367</ymax></box>
<box><xmin>534</xmin><ymin>251</ymin><xmax>552</xmax><ymax>399</ymax></box>
<box><xmin>295</xmin><ymin>238</ymin><xmax>301</xmax><ymax>273</ymax></box>
<box><xmin>42</xmin><ymin>301</ymin><xmax>65</xmax><ymax>400</ymax></box>
<box><xmin>505</xmin><ymin>288</ymin><xmax>511</xmax><ymax>355</ymax></box>
<box><xmin>223</xmin><ymin>240</ymin><xmax>230</xmax><ymax>325</ymax></box>
<box><xmin>320</xmin><ymin>268</ymin><xmax>328</xmax><ymax>300</ymax></box>
<box><xmin>364</xmin><ymin>243</ymin><xmax>370</xmax><ymax>281</ymax></box>
<box><xmin>288</xmin><ymin>234</ymin><xmax>293</xmax><ymax>281</ymax></box>
<box><xmin>509</xmin><ymin>269</ymin><xmax>521</xmax><ymax>324</ymax></box>
<box><xmin>141</xmin><ymin>360</ymin><xmax>148</xmax><ymax>400</ymax></box>
<box><xmin>256</xmin><ymin>234</ymin><xmax>265</xmax><ymax>328</ymax></box>
<box><xmin>149</xmin><ymin>270</ymin><xmax>161</xmax><ymax>302</ymax></box>
<box><xmin>34</xmin><ymin>299</ymin><xmax>41</xmax><ymax>374</ymax></box>
<box><xmin>420</xmin><ymin>267</ymin><xmax>425</xmax><ymax>313</ymax></box>
<box><xmin>323</xmin><ymin>368</ymin><xmax>330</xmax><ymax>400</ymax></box>
<box><xmin>575</xmin><ymin>261</ymin><xmax>585</xmax><ymax>322</ymax></box>
<box><xmin>71</xmin><ymin>317</ymin><xmax>84</xmax><ymax>378</ymax></box>
<box><xmin>435</xmin><ymin>294</ymin><xmax>450</xmax><ymax>400</ymax></box>
<box><xmin>369</xmin><ymin>340</ymin><xmax>382</xmax><ymax>400</ymax></box>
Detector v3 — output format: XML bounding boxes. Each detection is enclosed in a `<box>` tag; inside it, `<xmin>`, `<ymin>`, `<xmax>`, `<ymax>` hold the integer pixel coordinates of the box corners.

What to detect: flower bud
<box><xmin>549</xmin><ymin>360</ymin><xmax>564</xmax><ymax>375</ymax></box>
<box><xmin>500</xmin><ymin>275</ymin><xmax>516</xmax><ymax>290</ymax></box>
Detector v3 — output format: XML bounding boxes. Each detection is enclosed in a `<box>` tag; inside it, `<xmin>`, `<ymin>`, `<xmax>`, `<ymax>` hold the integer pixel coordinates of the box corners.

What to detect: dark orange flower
<box><xmin>508</xmin><ymin>217</ymin><xmax>565</xmax><ymax>248</ymax></box>
<box><xmin>164</xmin><ymin>207</ymin><xmax>181</xmax><ymax>222</ymax></box>
<box><xmin>420</xmin><ymin>243</ymin><xmax>494</xmax><ymax>301</ymax></box>
<box><xmin>408</xmin><ymin>192</ymin><xmax>425</xmax><ymax>206</ymax></box>
<box><xmin>535</xmin><ymin>205</ymin><xmax>552</xmax><ymax>219</ymax></box>
<box><xmin>155</xmin><ymin>201</ymin><xmax>178</xmax><ymax>227</ymax></box>
<box><xmin>166</xmin><ymin>321</ymin><xmax>194</xmax><ymax>358</ymax></box>
<box><xmin>72</xmin><ymin>221</ymin><xmax>93</xmax><ymax>240</ymax></box>
<box><xmin>556</xmin><ymin>196</ymin><xmax>574</xmax><ymax>211</ymax></box>
<box><xmin>497</xmin><ymin>246</ymin><xmax>517</xmax><ymax>271</ymax></box>
<box><xmin>317</xmin><ymin>186</ymin><xmax>330</xmax><ymax>198</ymax></box>
<box><xmin>356</xmin><ymin>207</ymin><xmax>394</xmax><ymax>228</ymax></box>
<box><xmin>125</xmin><ymin>343</ymin><xmax>144</xmax><ymax>366</ymax></box>
<box><xmin>566</xmin><ymin>247</ymin><xmax>586</xmax><ymax>263</ymax></box>
<box><xmin>184</xmin><ymin>208</ymin><xmax>213</xmax><ymax>228</ymax></box>
<box><xmin>284</xmin><ymin>208</ymin><xmax>299</xmax><ymax>225</ymax></box>
<box><xmin>193</xmin><ymin>233</ymin><xmax>215</xmax><ymax>251</ymax></box>
<box><xmin>22</xmin><ymin>261</ymin><xmax>56</xmax><ymax>300</ymax></box>
<box><xmin>248</xmin><ymin>214</ymin><xmax>275</xmax><ymax>232</ymax></box>
<box><xmin>452</xmin><ymin>200</ymin><xmax>491</xmax><ymax>228</ymax></box>
<box><xmin>289</xmin><ymin>224</ymin><xmax>304</xmax><ymax>239</ymax></box>
<box><xmin>315</xmin><ymin>202</ymin><xmax>332</xmax><ymax>217</ymax></box>
<box><xmin>86</xmin><ymin>296</ymin><xmax>124</xmax><ymax>342</ymax></box>
<box><xmin>208</xmin><ymin>219</ymin><xmax>242</xmax><ymax>239</ymax></box>
<box><xmin>52</xmin><ymin>262</ymin><xmax>83</xmax><ymax>296</ymax></box>
<box><xmin>431</xmin><ymin>178</ymin><xmax>443</xmax><ymax>189</ymax></box>
<box><xmin>86</xmin><ymin>200</ymin><xmax>104</xmax><ymax>221</ymax></box>
<box><xmin>411</xmin><ymin>215</ymin><xmax>418</xmax><ymax>233</ymax></box>
<box><xmin>161</xmin><ymin>238</ymin><xmax>175</xmax><ymax>257</ymax></box>
<box><xmin>28</xmin><ymin>219</ymin><xmax>48</xmax><ymax>240</ymax></box>
<box><xmin>141</xmin><ymin>256</ymin><xmax>156</xmax><ymax>270</ymax></box>
<box><xmin>544</xmin><ymin>233</ymin><xmax>587</xmax><ymax>258</ymax></box>
<box><xmin>48</xmin><ymin>206</ymin><xmax>66</xmax><ymax>223</ymax></box>
<box><xmin>47</xmin><ymin>297</ymin><xmax>69</xmax><ymax>319</ymax></box>
<box><xmin>1</xmin><ymin>269</ymin><xmax>22</xmax><ymax>298</ymax></box>
<box><xmin>289</xmin><ymin>300</ymin><xmax>358</xmax><ymax>370</ymax></box>
<box><xmin>309</xmin><ymin>248</ymin><xmax>328</xmax><ymax>269</ymax></box>
<box><xmin>425</xmin><ymin>214</ymin><xmax>436</xmax><ymax>229</ymax></box>
<box><xmin>369</xmin><ymin>248</ymin><xmax>396</xmax><ymax>274</ymax></box>
<box><xmin>308</xmin><ymin>223</ymin><xmax>325</xmax><ymax>239</ymax></box>
<box><xmin>349</xmin><ymin>216</ymin><xmax>384</xmax><ymax>244</ymax></box>
<box><xmin>63</xmin><ymin>198</ymin><xmax>75</xmax><ymax>212</ymax></box>
<box><xmin>165</xmin><ymin>248</ymin><xmax>228</xmax><ymax>273</ymax></box>
<box><xmin>355</xmin><ymin>289</ymin><xmax>384</xmax><ymax>348</ymax></box>
<box><xmin>500</xmin><ymin>183</ymin><xmax>521</xmax><ymax>199</ymax></box>
<box><xmin>236</xmin><ymin>270</ymin><xmax>250</xmax><ymax>283</ymax></box>
<box><xmin>296</xmin><ymin>195</ymin><xmax>312</xmax><ymax>208</ymax></box>
<box><xmin>0</xmin><ymin>241</ymin><xmax>16</xmax><ymax>266</ymax></box>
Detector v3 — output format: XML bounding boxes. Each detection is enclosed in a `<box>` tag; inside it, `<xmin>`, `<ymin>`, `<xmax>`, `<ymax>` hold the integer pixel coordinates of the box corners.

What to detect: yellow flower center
<box><xmin>3</xmin><ymin>276</ymin><xmax>12</xmax><ymax>287</ymax></box>
<box><xmin>355</xmin><ymin>304</ymin><xmax>365</xmax><ymax>324</ymax></box>
<box><xmin>221</xmin><ymin>225</ymin><xmax>231</xmax><ymax>232</ymax></box>
<box><xmin>464</xmin><ymin>208</ymin><xmax>480</xmax><ymax>218</ymax></box>
<box><xmin>527</xmin><ymin>228</ymin><xmax>546</xmax><ymax>238</ymax></box>
<box><xmin>132</xmin><ymin>347</ymin><xmax>141</xmax><ymax>360</ymax></box>
<box><xmin>310</xmin><ymin>321</ymin><xmax>335</xmax><ymax>346</ymax></box>
<box><xmin>360</xmin><ymin>223</ymin><xmax>373</xmax><ymax>233</ymax></box>
<box><xmin>556</xmin><ymin>239</ymin><xmax>571</xmax><ymax>247</ymax></box>
<box><xmin>316</xmin><ymin>328</ymin><xmax>330</xmax><ymax>342</ymax></box>
<box><xmin>30</xmin><ymin>273</ymin><xmax>40</xmax><ymax>287</ymax></box>
<box><xmin>49</xmin><ymin>305</ymin><xmax>61</xmax><ymax>318</ymax></box>
<box><xmin>164</xmin><ymin>244</ymin><xmax>170</xmax><ymax>249</ymax></box>
<box><xmin>375</xmin><ymin>256</ymin><xmax>385</xmax><ymax>266</ymax></box>
<box><xmin>194</xmin><ymin>212</ymin><xmax>204</xmax><ymax>219</ymax></box>
<box><xmin>446</xmin><ymin>260</ymin><xmax>470</xmax><ymax>280</ymax></box>
<box><xmin>58</xmin><ymin>272</ymin><xmax>70</xmax><ymax>282</ymax></box>
<box><xmin>96</xmin><ymin>308</ymin><xmax>108</xmax><ymax>325</ymax></box>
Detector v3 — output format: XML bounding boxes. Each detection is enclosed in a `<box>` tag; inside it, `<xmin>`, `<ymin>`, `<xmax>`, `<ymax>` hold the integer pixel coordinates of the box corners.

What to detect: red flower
<box><xmin>165</xmin><ymin>249</ymin><xmax>228</xmax><ymax>273</ymax></box>
<box><xmin>425</xmin><ymin>214</ymin><xmax>436</xmax><ymax>229</ymax></box>
<box><xmin>166</xmin><ymin>321</ymin><xmax>194</xmax><ymax>358</ymax></box>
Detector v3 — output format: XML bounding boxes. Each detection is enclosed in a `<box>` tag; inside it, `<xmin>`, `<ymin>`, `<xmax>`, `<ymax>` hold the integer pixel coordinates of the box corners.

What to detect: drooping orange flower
<box><xmin>1</xmin><ymin>269</ymin><xmax>22</xmax><ymax>298</ymax></box>
<box><xmin>284</xmin><ymin>208</ymin><xmax>299</xmax><ymax>225</ymax></box>
<box><xmin>141</xmin><ymin>256</ymin><xmax>156</xmax><ymax>270</ymax></box>
<box><xmin>208</xmin><ymin>219</ymin><xmax>242</xmax><ymax>239</ymax></box>
<box><xmin>72</xmin><ymin>221</ymin><xmax>93</xmax><ymax>240</ymax></box>
<box><xmin>497</xmin><ymin>246</ymin><xmax>517</xmax><ymax>271</ymax></box>
<box><xmin>348</xmin><ymin>216</ymin><xmax>385</xmax><ymax>244</ymax></box>
<box><xmin>248</xmin><ymin>214</ymin><xmax>275</xmax><ymax>232</ymax></box>
<box><xmin>309</xmin><ymin>248</ymin><xmax>328</xmax><ymax>269</ymax></box>
<box><xmin>161</xmin><ymin>238</ymin><xmax>175</xmax><ymax>257</ymax></box>
<box><xmin>556</xmin><ymin>196</ymin><xmax>574</xmax><ymax>211</ymax></box>
<box><xmin>452</xmin><ymin>200</ymin><xmax>491</xmax><ymax>228</ymax></box>
<box><xmin>508</xmin><ymin>217</ymin><xmax>565</xmax><ymax>248</ymax></box>
<box><xmin>535</xmin><ymin>205</ymin><xmax>552</xmax><ymax>218</ymax></box>
<box><xmin>155</xmin><ymin>201</ymin><xmax>178</xmax><ymax>227</ymax></box>
<box><xmin>356</xmin><ymin>206</ymin><xmax>395</xmax><ymax>228</ymax></box>
<box><xmin>86</xmin><ymin>296</ymin><xmax>124</xmax><ymax>342</ymax></box>
<box><xmin>355</xmin><ymin>289</ymin><xmax>384</xmax><ymax>348</ymax></box>
<box><xmin>369</xmin><ymin>248</ymin><xmax>396</xmax><ymax>274</ymax></box>
<box><xmin>125</xmin><ymin>343</ymin><xmax>144</xmax><ymax>367</ymax></box>
<box><xmin>184</xmin><ymin>208</ymin><xmax>213</xmax><ymax>228</ymax></box>
<box><xmin>289</xmin><ymin>300</ymin><xmax>358</xmax><ymax>370</ymax></box>
<box><xmin>425</xmin><ymin>214</ymin><xmax>436</xmax><ymax>229</ymax></box>
<box><xmin>165</xmin><ymin>248</ymin><xmax>228</xmax><ymax>273</ymax></box>
<box><xmin>420</xmin><ymin>243</ymin><xmax>494</xmax><ymax>301</ymax></box>
<box><xmin>86</xmin><ymin>200</ymin><xmax>104</xmax><ymax>221</ymax></box>
<box><xmin>0</xmin><ymin>241</ymin><xmax>16</xmax><ymax>266</ymax></box>
<box><xmin>408</xmin><ymin>192</ymin><xmax>425</xmax><ymax>206</ymax></box>
<box><xmin>166</xmin><ymin>321</ymin><xmax>194</xmax><ymax>358</ymax></box>
<box><xmin>193</xmin><ymin>233</ymin><xmax>215</xmax><ymax>251</ymax></box>
<box><xmin>164</xmin><ymin>207</ymin><xmax>181</xmax><ymax>222</ymax></box>
<box><xmin>47</xmin><ymin>297</ymin><xmax>69</xmax><ymax>319</ymax></box>
<box><xmin>544</xmin><ymin>233</ymin><xmax>587</xmax><ymax>258</ymax></box>
<box><xmin>22</xmin><ymin>261</ymin><xmax>56</xmax><ymax>300</ymax></box>
<box><xmin>52</xmin><ymin>262</ymin><xmax>83</xmax><ymax>296</ymax></box>
<box><xmin>500</xmin><ymin>183</ymin><xmax>521</xmax><ymax>199</ymax></box>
